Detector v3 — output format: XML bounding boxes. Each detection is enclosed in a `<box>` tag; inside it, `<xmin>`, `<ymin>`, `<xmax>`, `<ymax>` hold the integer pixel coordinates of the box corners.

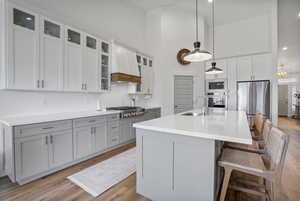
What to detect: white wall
<box><xmin>146</xmin><ymin>6</ymin><xmax>206</xmax><ymax>116</ymax></box>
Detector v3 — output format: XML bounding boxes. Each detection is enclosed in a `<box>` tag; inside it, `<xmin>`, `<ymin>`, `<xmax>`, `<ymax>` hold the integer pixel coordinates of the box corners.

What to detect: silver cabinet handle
<box><xmin>85</xmin><ymin>84</ymin><xmax>87</xmax><ymax>90</ymax></box>
<box><xmin>50</xmin><ymin>135</ymin><xmax>53</xmax><ymax>144</ymax></box>
<box><xmin>88</xmin><ymin>120</ymin><xmax>96</xmax><ymax>123</ymax></box>
<box><xmin>43</xmin><ymin>127</ymin><xmax>54</xmax><ymax>130</ymax></box>
<box><xmin>111</xmin><ymin>126</ymin><xmax>118</xmax><ymax>129</ymax></box>
<box><xmin>42</xmin><ymin>80</ymin><xmax>45</xmax><ymax>88</ymax></box>
<box><xmin>82</xmin><ymin>84</ymin><xmax>84</xmax><ymax>90</ymax></box>
<box><xmin>45</xmin><ymin>136</ymin><xmax>48</xmax><ymax>145</ymax></box>
<box><xmin>93</xmin><ymin>127</ymin><xmax>96</xmax><ymax>134</ymax></box>
<box><xmin>37</xmin><ymin>80</ymin><xmax>40</xmax><ymax>88</ymax></box>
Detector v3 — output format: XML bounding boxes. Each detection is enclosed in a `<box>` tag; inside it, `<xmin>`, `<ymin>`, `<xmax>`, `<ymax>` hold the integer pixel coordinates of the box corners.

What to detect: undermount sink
<box><xmin>181</xmin><ymin>112</ymin><xmax>205</xmax><ymax>116</ymax></box>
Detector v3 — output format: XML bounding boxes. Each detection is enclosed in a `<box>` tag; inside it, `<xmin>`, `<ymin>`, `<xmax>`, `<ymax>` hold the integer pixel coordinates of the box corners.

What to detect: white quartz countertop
<box><xmin>0</xmin><ymin>110</ymin><xmax>121</xmax><ymax>127</ymax></box>
<box><xmin>133</xmin><ymin>110</ymin><xmax>252</xmax><ymax>144</ymax></box>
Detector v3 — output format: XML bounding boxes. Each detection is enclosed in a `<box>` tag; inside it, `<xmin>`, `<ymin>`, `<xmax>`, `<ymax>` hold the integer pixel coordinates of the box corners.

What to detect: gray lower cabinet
<box><xmin>74</xmin><ymin>126</ymin><xmax>94</xmax><ymax>159</ymax></box>
<box><xmin>15</xmin><ymin>134</ymin><xmax>49</xmax><ymax>180</ymax></box>
<box><xmin>15</xmin><ymin>129</ymin><xmax>73</xmax><ymax>182</ymax></box>
<box><xmin>120</xmin><ymin>119</ymin><xmax>132</xmax><ymax>143</ymax></box>
<box><xmin>74</xmin><ymin>121</ymin><xmax>107</xmax><ymax>160</ymax></box>
<box><xmin>107</xmin><ymin>121</ymin><xmax>120</xmax><ymax>147</ymax></box>
<box><xmin>94</xmin><ymin>123</ymin><xmax>107</xmax><ymax>153</ymax></box>
<box><xmin>49</xmin><ymin>130</ymin><xmax>73</xmax><ymax>168</ymax></box>
<box><xmin>9</xmin><ymin>109</ymin><xmax>160</xmax><ymax>184</ymax></box>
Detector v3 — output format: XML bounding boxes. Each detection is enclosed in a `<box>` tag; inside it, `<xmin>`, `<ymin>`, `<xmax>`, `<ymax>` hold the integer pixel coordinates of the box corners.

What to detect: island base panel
<box><xmin>136</xmin><ymin>128</ymin><xmax>217</xmax><ymax>201</ymax></box>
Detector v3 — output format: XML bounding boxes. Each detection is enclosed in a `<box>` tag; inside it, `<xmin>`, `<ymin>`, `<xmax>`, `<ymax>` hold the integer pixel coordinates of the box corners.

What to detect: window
<box><xmin>44</xmin><ymin>20</ymin><xmax>60</xmax><ymax>38</ymax></box>
<box><xmin>13</xmin><ymin>8</ymin><xmax>35</xmax><ymax>30</ymax></box>
<box><xmin>67</xmin><ymin>29</ymin><xmax>80</xmax><ymax>45</ymax></box>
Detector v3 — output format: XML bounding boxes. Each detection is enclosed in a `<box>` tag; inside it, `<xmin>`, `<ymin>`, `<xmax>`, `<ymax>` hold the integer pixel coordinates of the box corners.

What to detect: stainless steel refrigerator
<box><xmin>237</xmin><ymin>80</ymin><xmax>270</xmax><ymax>118</ymax></box>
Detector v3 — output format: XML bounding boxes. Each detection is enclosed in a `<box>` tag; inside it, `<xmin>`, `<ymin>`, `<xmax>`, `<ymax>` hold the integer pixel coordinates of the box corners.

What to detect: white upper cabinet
<box><xmin>40</xmin><ymin>17</ymin><xmax>64</xmax><ymax>90</ymax></box>
<box><xmin>83</xmin><ymin>34</ymin><xmax>99</xmax><ymax>92</ymax></box>
<box><xmin>141</xmin><ymin>56</ymin><xmax>154</xmax><ymax>94</ymax></box>
<box><xmin>64</xmin><ymin>27</ymin><xmax>84</xmax><ymax>91</ymax></box>
<box><xmin>100</xmin><ymin>41</ymin><xmax>111</xmax><ymax>91</ymax></box>
<box><xmin>7</xmin><ymin>4</ymin><xmax>39</xmax><ymax>90</ymax></box>
<box><xmin>252</xmin><ymin>53</ymin><xmax>272</xmax><ymax>80</ymax></box>
<box><xmin>237</xmin><ymin>56</ymin><xmax>252</xmax><ymax>81</ymax></box>
<box><xmin>237</xmin><ymin>54</ymin><xmax>272</xmax><ymax>81</ymax></box>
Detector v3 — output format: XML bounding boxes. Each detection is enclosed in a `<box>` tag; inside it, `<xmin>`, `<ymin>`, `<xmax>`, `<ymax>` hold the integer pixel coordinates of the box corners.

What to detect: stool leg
<box><xmin>219</xmin><ymin>168</ymin><xmax>233</xmax><ymax>201</ymax></box>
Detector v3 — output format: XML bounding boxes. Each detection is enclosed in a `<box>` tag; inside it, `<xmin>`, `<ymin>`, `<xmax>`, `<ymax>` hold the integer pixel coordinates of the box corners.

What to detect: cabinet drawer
<box><xmin>106</xmin><ymin>114</ymin><xmax>119</xmax><ymax>122</ymax></box>
<box><xmin>14</xmin><ymin>120</ymin><xmax>72</xmax><ymax>138</ymax></box>
<box><xmin>107</xmin><ymin>121</ymin><xmax>119</xmax><ymax>136</ymax></box>
<box><xmin>108</xmin><ymin>135</ymin><xmax>119</xmax><ymax>147</ymax></box>
<box><xmin>73</xmin><ymin>116</ymin><xmax>106</xmax><ymax>128</ymax></box>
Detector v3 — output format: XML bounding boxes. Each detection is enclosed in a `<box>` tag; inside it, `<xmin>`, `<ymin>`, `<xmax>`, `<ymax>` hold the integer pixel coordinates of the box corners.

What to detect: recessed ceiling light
<box><xmin>282</xmin><ymin>46</ymin><xmax>288</xmax><ymax>51</ymax></box>
<box><xmin>208</xmin><ymin>0</ymin><xmax>213</xmax><ymax>3</ymax></box>
<box><xmin>26</xmin><ymin>17</ymin><xmax>32</xmax><ymax>21</ymax></box>
<box><xmin>298</xmin><ymin>12</ymin><xmax>300</xmax><ymax>17</ymax></box>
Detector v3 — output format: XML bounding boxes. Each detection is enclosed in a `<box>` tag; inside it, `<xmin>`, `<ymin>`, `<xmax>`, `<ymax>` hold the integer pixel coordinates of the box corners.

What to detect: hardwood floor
<box><xmin>0</xmin><ymin>117</ymin><xmax>300</xmax><ymax>201</ymax></box>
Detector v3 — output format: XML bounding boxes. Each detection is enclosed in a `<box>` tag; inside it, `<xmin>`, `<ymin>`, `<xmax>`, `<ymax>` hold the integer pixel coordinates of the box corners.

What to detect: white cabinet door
<box><xmin>120</xmin><ymin>119</ymin><xmax>131</xmax><ymax>143</ymax></box>
<box><xmin>237</xmin><ymin>56</ymin><xmax>252</xmax><ymax>81</ymax></box>
<box><xmin>49</xmin><ymin>130</ymin><xmax>73</xmax><ymax>168</ymax></box>
<box><xmin>15</xmin><ymin>135</ymin><xmax>49</xmax><ymax>180</ymax></box>
<box><xmin>227</xmin><ymin>59</ymin><xmax>237</xmax><ymax>110</ymax></box>
<box><xmin>252</xmin><ymin>53</ymin><xmax>272</xmax><ymax>80</ymax></box>
<box><xmin>93</xmin><ymin>123</ymin><xmax>107</xmax><ymax>153</ymax></box>
<box><xmin>7</xmin><ymin>5</ymin><xmax>39</xmax><ymax>90</ymax></box>
<box><xmin>64</xmin><ymin>27</ymin><xmax>83</xmax><ymax>91</ymax></box>
<box><xmin>141</xmin><ymin>66</ymin><xmax>154</xmax><ymax>94</ymax></box>
<box><xmin>40</xmin><ymin>17</ymin><xmax>63</xmax><ymax>90</ymax></box>
<box><xmin>74</xmin><ymin>126</ymin><xmax>93</xmax><ymax>159</ymax></box>
<box><xmin>83</xmin><ymin>34</ymin><xmax>99</xmax><ymax>92</ymax></box>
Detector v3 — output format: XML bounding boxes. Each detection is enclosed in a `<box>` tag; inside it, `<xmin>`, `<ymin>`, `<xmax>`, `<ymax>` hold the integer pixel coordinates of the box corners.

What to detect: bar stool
<box><xmin>218</xmin><ymin>127</ymin><xmax>289</xmax><ymax>201</ymax></box>
<box><xmin>250</xmin><ymin>112</ymin><xmax>265</xmax><ymax>140</ymax></box>
<box><xmin>225</xmin><ymin>119</ymin><xmax>272</xmax><ymax>152</ymax></box>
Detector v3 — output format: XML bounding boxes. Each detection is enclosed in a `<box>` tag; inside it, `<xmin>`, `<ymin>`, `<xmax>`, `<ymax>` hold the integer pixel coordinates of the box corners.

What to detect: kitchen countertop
<box><xmin>0</xmin><ymin>110</ymin><xmax>121</xmax><ymax>127</ymax></box>
<box><xmin>133</xmin><ymin>109</ymin><xmax>252</xmax><ymax>144</ymax></box>
<box><xmin>0</xmin><ymin>106</ymin><xmax>162</xmax><ymax>127</ymax></box>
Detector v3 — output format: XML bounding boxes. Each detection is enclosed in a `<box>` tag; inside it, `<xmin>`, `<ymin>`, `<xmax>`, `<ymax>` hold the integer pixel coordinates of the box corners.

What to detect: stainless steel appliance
<box><xmin>207</xmin><ymin>91</ymin><xmax>227</xmax><ymax>108</ymax></box>
<box><xmin>206</xmin><ymin>79</ymin><xmax>227</xmax><ymax>92</ymax></box>
<box><xmin>106</xmin><ymin>106</ymin><xmax>145</xmax><ymax>119</ymax></box>
<box><xmin>237</xmin><ymin>80</ymin><xmax>270</xmax><ymax>118</ymax></box>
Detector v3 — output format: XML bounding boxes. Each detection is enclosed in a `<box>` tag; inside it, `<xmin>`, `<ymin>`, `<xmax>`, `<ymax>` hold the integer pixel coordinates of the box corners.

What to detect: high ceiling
<box><xmin>278</xmin><ymin>0</ymin><xmax>300</xmax><ymax>73</ymax></box>
<box><xmin>128</xmin><ymin>0</ymin><xmax>273</xmax><ymax>26</ymax></box>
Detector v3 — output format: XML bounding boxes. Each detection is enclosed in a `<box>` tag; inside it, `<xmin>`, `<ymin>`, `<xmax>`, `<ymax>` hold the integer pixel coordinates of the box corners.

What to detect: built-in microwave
<box><xmin>206</xmin><ymin>79</ymin><xmax>227</xmax><ymax>92</ymax></box>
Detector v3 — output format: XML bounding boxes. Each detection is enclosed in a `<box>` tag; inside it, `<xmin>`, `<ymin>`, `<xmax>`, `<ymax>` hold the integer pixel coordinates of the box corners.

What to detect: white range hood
<box><xmin>111</xmin><ymin>43</ymin><xmax>141</xmax><ymax>83</ymax></box>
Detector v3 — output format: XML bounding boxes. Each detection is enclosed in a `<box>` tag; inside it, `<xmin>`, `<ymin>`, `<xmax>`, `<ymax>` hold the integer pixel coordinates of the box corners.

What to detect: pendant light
<box><xmin>184</xmin><ymin>0</ymin><xmax>212</xmax><ymax>62</ymax></box>
<box><xmin>206</xmin><ymin>0</ymin><xmax>223</xmax><ymax>74</ymax></box>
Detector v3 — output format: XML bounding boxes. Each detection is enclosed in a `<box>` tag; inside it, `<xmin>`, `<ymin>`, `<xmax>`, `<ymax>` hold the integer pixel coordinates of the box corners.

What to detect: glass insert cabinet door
<box><xmin>86</xmin><ymin>36</ymin><xmax>97</xmax><ymax>49</ymax></box>
<box><xmin>101</xmin><ymin>42</ymin><xmax>109</xmax><ymax>54</ymax></box>
<box><xmin>44</xmin><ymin>20</ymin><xmax>60</xmax><ymax>38</ymax></box>
<box><xmin>67</xmin><ymin>29</ymin><xmax>81</xmax><ymax>45</ymax></box>
<box><xmin>13</xmin><ymin>8</ymin><xmax>35</xmax><ymax>30</ymax></box>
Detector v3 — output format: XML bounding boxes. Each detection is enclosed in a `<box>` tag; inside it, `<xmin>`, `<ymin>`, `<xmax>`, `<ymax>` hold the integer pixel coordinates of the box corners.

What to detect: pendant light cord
<box><xmin>212</xmin><ymin>0</ymin><xmax>215</xmax><ymax>61</ymax></box>
<box><xmin>196</xmin><ymin>0</ymin><xmax>199</xmax><ymax>42</ymax></box>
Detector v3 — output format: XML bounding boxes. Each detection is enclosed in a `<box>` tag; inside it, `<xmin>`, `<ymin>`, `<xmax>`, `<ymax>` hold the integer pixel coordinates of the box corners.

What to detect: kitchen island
<box><xmin>133</xmin><ymin>110</ymin><xmax>252</xmax><ymax>201</ymax></box>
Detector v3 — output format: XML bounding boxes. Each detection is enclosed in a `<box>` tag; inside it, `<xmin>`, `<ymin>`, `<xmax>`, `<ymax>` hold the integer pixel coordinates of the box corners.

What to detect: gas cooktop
<box><xmin>106</xmin><ymin>106</ymin><xmax>145</xmax><ymax>118</ymax></box>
